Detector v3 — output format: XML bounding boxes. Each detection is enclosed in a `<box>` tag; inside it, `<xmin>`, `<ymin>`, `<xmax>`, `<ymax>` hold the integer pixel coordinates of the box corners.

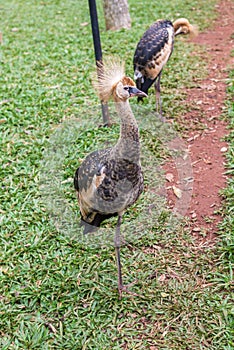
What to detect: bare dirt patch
<box><xmin>165</xmin><ymin>0</ymin><xmax>234</xmax><ymax>238</ymax></box>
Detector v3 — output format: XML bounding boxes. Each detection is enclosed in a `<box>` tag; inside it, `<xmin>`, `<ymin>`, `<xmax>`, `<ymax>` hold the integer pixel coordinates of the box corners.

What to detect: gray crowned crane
<box><xmin>74</xmin><ymin>58</ymin><xmax>147</xmax><ymax>297</ymax></box>
<box><xmin>133</xmin><ymin>18</ymin><xmax>197</xmax><ymax>118</ymax></box>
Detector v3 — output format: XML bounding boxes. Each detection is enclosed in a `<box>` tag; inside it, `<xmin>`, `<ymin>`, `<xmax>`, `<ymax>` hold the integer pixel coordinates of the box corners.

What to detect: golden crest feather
<box><xmin>92</xmin><ymin>57</ymin><xmax>125</xmax><ymax>102</ymax></box>
<box><xmin>173</xmin><ymin>18</ymin><xmax>198</xmax><ymax>38</ymax></box>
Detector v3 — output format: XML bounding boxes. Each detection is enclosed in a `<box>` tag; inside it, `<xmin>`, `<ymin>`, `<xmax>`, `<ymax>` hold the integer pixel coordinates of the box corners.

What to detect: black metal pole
<box><xmin>88</xmin><ymin>0</ymin><xmax>110</xmax><ymax>126</ymax></box>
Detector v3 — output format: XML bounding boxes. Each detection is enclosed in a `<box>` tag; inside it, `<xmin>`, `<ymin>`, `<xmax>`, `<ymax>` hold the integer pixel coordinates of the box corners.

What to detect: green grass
<box><xmin>217</xmin><ymin>67</ymin><xmax>234</xmax><ymax>347</ymax></box>
<box><xmin>0</xmin><ymin>0</ymin><xmax>233</xmax><ymax>349</ymax></box>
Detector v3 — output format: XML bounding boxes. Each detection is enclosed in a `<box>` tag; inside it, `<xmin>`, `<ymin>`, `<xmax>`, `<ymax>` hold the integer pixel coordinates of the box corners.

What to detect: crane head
<box><xmin>93</xmin><ymin>57</ymin><xmax>147</xmax><ymax>102</ymax></box>
<box><xmin>114</xmin><ymin>77</ymin><xmax>147</xmax><ymax>101</ymax></box>
<box><xmin>173</xmin><ymin>18</ymin><xmax>198</xmax><ymax>37</ymax></box>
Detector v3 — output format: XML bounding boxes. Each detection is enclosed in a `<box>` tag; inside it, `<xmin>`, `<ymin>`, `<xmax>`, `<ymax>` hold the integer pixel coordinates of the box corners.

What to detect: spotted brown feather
<box><xmin>134</xmin><ymin>20</ymin><xmax>173</xmax><ymax>74</ymax></box>
<box><xmin>133</xmin><ymin>20</ymin><xmax>174</xmax><ymax>98</ymax></box>
<box><xmin>74</xmin><ymin>59</ymin><xmax>148</xmax><ymax>295</ymax></box>
<box><xmin>74</xmin><ymin>59</ymin><xmax>146</xmax><ymax>234</ymax></box>
<box><xmin>133</xmin><ymin>18</ymin><xmax>197</xmax><ymax>116</ymax></box>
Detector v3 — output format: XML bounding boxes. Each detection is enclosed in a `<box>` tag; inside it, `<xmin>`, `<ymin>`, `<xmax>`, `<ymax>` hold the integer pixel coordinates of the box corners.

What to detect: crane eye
<box><xmin>123</xmin><ymin>86</ymin><xmax>129</xmax><ymax>91</ymax></box>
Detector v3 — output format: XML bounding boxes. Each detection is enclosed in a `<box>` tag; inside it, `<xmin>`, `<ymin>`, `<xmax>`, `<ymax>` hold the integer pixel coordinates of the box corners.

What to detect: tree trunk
<box><xmin>103</xmin><ymin>0</ymin><xmax>131</xmax><ymax>31</ymax></box>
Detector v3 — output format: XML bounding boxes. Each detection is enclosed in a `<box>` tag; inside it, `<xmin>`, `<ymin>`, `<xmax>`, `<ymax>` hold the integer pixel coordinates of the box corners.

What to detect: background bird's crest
<box><xmin>93</xmin><ymin>57</ymin><xmax>126</xmax><ymax>102</ymax></box>
<box><xmin>173</xmin><ymin>18</ymin><xmax>198</xmax><ymax>38</ymax></box>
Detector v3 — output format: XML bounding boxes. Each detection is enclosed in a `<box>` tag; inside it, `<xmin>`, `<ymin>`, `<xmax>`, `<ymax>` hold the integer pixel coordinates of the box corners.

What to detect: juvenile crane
<box><xmin>74</xmin><ymin>58</ymin><xmax>147</xmax><ymax>297</ymax></box>
<box><xmin>133</xmin><ymin>18</ymin><xmax>197</xmax><ymax>117</ymax></box>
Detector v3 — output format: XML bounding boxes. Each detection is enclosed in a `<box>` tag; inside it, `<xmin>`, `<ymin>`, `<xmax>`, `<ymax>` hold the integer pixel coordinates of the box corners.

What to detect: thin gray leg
<box><xmin>114</xmin><ymin>215</ymin><xmax>140</xmax><ymax>298</ymax></box>
<box><xmin>155</xmin><ymin>71</ymin><xmax>166</xmax><ymax>122</ymax></box>
<box><xmin>114</xmin><ymin>215</ymin><xmax>123</xmax><ymax>297</ymax></box>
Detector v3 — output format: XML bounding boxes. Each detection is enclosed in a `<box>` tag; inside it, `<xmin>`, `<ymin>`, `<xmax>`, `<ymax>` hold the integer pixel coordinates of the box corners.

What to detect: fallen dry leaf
<box><xmin>172</xmin><ymin>186</ymin><xmax>182</xmax><ymax>199</ymax></box>
<box><xmin>192</xmin><ymin>227</ymin><xmax>201</xmax><ymax>232</ymax></box>
<box><xmin>165</xmin><ymin>173</ymin><xmax>174</xmax><ymax>182</ymax></box>
<box><xmin>203</xmin><ymin>158</ymin><xmax>212</xmax><ymax>164</ymax></box>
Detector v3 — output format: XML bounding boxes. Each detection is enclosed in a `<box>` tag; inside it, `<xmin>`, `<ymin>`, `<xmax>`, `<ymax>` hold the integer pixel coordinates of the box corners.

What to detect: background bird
<box><xmin>74</xmin><ymin>58</ymin><xmax>147</xmax><ymax>297</ymax></box>
<box><xmin>133</xmin><ymin>18</ymin><xmax>197</xmax><ymax>118</ymax></box>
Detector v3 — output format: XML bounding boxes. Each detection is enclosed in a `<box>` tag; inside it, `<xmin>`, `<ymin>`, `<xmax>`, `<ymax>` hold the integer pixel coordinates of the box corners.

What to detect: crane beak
<box><xmin>129</xmin><ymin>87</ymin><xmax>147</xmax><ymax>98</ymax></box>
<box><xmin>175</xmin><ymin>27</ymin><xmax>183</xmax><ymax>36</ymax></box>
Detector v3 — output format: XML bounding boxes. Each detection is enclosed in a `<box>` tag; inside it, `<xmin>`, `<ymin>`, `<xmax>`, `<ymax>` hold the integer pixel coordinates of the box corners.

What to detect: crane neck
<box><xmin>112</xmin><ymin>100</ymin><xmax>140</xmax><ymax>161</ymax></box>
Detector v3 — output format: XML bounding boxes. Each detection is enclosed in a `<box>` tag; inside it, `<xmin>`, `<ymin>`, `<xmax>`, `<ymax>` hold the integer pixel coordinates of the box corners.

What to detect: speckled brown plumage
<box><xmin>134</xmin><ymin>21</ymin><xmax>173</xmax><ymax>80</ymax></box>
<box><xmin>74</xmin><ymin>60</ymin><xmax>147</xmax><ymax>296</ymax></box>
<box><xmin>74</xmin><ymin>60</ymin><xmax>146</xmax><ymax>235</ymax></box>
<box><xmin>133</xmin><ymin>20</ymin><xmax>174</xmax><ymax>96</ymax></box>
<box><xmin>74</xmin><ymin>146</ymin><xmax>143</xmax><ymax>234</ymax></box>
<box><xmin>133</xmin><ymin>18</ymin><xmax>197</xmax><ymax>115</ymax></box>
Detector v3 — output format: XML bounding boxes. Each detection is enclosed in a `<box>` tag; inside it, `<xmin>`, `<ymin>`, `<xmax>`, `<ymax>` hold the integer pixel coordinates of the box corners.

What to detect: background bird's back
<box><xmin>133</xmin><ymin>20</ymin><xmax>174</xmax><ymax>100</ymax></box>
<box><xmin>133</xmin><ymin>18</ymin><xmax>197</xmax><ymax>116</ymax></box>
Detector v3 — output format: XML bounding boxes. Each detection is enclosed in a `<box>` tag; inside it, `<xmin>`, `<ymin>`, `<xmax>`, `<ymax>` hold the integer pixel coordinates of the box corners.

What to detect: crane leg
<box><xmin>155</xmin><ymin>71</ymin><xmax>166</xmax><ymax>122</ymax></box>
<box><xmin>114</xmin><ymin>215</ymin><xmax>140</xmax><ymax>299</ymax></box>
<box><xmin>115</xmin><ymin>215</ymin><xmax>123</xmax><ymax>297</ymax></box>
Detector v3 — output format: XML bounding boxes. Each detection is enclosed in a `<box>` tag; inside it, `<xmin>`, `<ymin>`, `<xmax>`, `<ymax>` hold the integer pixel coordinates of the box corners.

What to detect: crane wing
<box><xmin>133</xmin><ymin>20</ymin><xmax>174</xmax><ymax>83</ymax></box>
<box><xmin>75</xmin><ymin>150</ymin><xmax>143</xmax><ymax>223</ymax></box>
